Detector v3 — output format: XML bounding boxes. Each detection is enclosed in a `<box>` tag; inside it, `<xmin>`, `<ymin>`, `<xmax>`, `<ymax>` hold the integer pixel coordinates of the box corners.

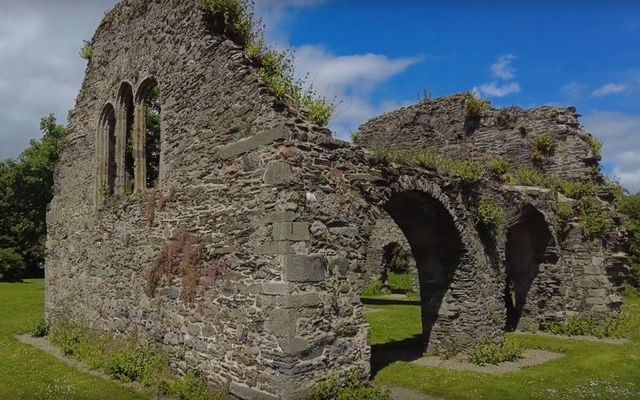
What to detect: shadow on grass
<box><xmin>371</xmin><ymin>334</ymin><xmax>424</xmax><ymax>376</ymax></box>
<box><xmin>362</xmin><ymin>297</ymin><xmax>421</xmax><ymax>306</ymax></box>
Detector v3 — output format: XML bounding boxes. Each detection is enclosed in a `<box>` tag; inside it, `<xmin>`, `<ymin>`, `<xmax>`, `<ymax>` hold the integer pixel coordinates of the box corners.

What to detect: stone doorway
<box><xmin>366</xmin><ymin>190</ymin><xmax>466</xmax><ymax>374</ymax></box>
<box><xmin>504</xmin><ymin>206</ymin><xmax>554</xmax><ymax>331</ymax></box>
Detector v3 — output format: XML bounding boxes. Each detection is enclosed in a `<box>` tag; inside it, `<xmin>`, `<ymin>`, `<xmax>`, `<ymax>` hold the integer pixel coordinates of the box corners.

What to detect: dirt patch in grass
<box><xmin>412</xmin><ymin>349</ymin><xmax>563</xmax><ymax>375</ymax></box>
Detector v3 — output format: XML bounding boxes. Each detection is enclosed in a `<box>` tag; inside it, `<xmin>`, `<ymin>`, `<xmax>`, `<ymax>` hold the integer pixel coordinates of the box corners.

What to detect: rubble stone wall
<box><xmin>46</xmin><ymin>1</ymin><xmax>627</xmax><ymax>399</ymax></box>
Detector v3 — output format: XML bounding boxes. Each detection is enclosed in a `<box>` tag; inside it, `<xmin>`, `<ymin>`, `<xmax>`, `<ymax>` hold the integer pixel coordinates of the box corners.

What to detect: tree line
<box><xmin>0</xmin><ymin>115</ymin><xmax>66</xmax><ymax>281</ymax></box>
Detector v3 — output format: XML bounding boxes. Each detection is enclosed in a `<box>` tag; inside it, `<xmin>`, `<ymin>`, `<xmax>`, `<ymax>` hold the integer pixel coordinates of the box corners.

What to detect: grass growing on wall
<box><xmin>200</xmin><ymin>0</ymin><xmax>336</xmax><ymax>126</ymax></box>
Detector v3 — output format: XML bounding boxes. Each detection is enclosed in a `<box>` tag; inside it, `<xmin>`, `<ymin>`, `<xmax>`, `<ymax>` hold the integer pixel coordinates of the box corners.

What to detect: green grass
<box><xmin>366</xmin><ymin>294</ymin><xmax>640</xmax><ymax>400</ymax></box>
<box><xmin>0</xmin><ymin>280</ymin><xmax>145</xmax><ymax>400</ymax></box>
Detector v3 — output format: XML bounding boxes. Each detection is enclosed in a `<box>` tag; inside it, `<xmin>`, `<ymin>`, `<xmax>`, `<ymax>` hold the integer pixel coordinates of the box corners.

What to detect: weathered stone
<box><xmin>267</xmin><ymin>309</ymin><xmax>297</xmax><ymax>338</ymax></box>
<box><xmin>264</xmin><ymin>161</ymin><xmax>293</xmax><ymax>185</ymax></box>
<box><xmin>45</xmin><ymin>2</ymin><xmax>628</xmax><ymax>399</ymax></box>
<box><xmin>218</xmin><ymin>126</ymin><xmax>289</xmax><ymax>160</ymax></box>
<box><xmin>283</xmin><ymin>255</ymin><xmax>326</xmax><ymax>282</ymax></box>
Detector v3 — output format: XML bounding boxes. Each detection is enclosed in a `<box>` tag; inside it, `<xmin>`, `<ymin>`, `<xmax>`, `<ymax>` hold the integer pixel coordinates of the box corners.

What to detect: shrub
<box><xmin>106</xmin><ymin>345</ymin><xmax>165</xmax><ymax>384</ymax></box>
<box><xmin>547</xmin><ymin>316</ymin><xmax>606</xmax><ymax>337</ymax></box>
<box><xmin>475</xmin><ymin>198</ymin><xmax>507</xmax><ymax>230</ymax></box>
<box><xmin>450</xmin><ymin>160</ymin><xmax>484</xmax><ymax>184</ymax></box>
<box><xmin>31</xmin><ymin>319</ymin><xmax>49</xmax><ymax>338</ymax></box>
<box><xmin>505</xmin><ymin>167</ymin><xmax>547</xmax><ymax>187</ymax></box>
<box><xmin>470</xmin><ymin>339</ymin><xmax>523</xmax><ymax>366</ymax></box>
<box><xmin>164</xmin><ymin>371</ymin><xmax>226</xmax><ymax>400</ymax></box>
<box><xmin>200</xmin><ymin>0</ymin><xmax>253</xmax><ymax>46</ymax></box>
<box><xmin>308</xmin><ymin>369</ymin><xmax>390</xmax><ymax>400</ymax></box>
<box><xmin>465</xmin><ymin>95</ymin><xmax>489</xmax><ymax>121</ymax></box>
<box><xmin>578</xmin><ymin>199</ymin><xmax>611</xmax><ymax>239</ymax></box>
<box><xmin>49</xmin><ymin>322</ymin><xmax>227</xmax><ymax>397</ymax></box>
<box><xmin>532</xmin><ymin>132</ymin><xmax>557</xmax><ymax>155</ymax></box>
<box><xmin>80</xmin><ymin>40</ymin><xmax>93</xmax><ymax>61</ymax></box>
<box><xmin>555</xmin><ymin>180</ymin><xmax>597</xmax><ymax>200</ymax></box>
<box><xmin>49</xmin><ymin>322</ymin><xmax>87</xmax><ymax>356</ymax></box>
<box><xmin>586</xmin><ymin>136</ymin><xmax>603</xmax><ymax>158</ymax></box>
<box><xmin>488</xmin><ymin>158</ymin><xmax>511</xmax><ymax>179</ymax></box>
<box><xmin>0</xmin><ymin>248</ymin><xmax>26</xmax><ymax>282</ymax></box>
<box><xmin>200</xmin><ymin>0</ymin><xmax>336</xmax><ymax>126</ymax></box>
<box><xmin>361</xmin><ymin>280</ymin><xmax>385</xmax><ymax>297</ymax></box>
<box><xmin>556</xmin><ymin>201</ymin><xmax>574</xmax><ymax>231</ymax></box>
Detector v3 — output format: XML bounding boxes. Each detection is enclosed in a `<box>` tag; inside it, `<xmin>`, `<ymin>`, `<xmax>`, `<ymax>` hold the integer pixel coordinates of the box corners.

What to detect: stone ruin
<box><xmin>45</xmin><ymin>1</ymin><xmax>630</xmax><ymax>399</ymax></box>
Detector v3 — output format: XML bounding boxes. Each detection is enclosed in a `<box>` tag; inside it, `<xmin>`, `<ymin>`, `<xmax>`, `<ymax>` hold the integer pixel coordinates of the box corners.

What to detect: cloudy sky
<box><xmin>1</xmin><ymin>1</ymin><xmax>639</xmax><ymax>192</ymax></box>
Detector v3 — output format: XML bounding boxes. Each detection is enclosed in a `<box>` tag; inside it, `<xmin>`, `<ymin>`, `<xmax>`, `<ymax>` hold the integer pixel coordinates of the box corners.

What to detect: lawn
<box><xmin>0</xmin><ymin>280</ymin><xmax>144</xmax><ymax>400</ymax></box>
<box><xmin>367</xmin><ymin>292</ymin><xmax>640</xmax><ymax>400</ymax></box>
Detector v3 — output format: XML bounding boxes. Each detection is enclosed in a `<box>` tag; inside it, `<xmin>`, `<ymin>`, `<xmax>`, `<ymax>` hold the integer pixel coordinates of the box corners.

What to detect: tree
<box><xmin>0</xmin><ymin>114</ymin><xmax>66</xmax><ymax>281</ymax></box>
<box><xmin>619</xmin><ymin>194</ymin><xmax>640</xmax><ymax>289</ymax></box>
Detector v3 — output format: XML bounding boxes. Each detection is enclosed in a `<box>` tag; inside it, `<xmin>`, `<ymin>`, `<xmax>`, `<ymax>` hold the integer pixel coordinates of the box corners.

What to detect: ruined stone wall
<box><xmin>354</xmin><ymin>94</ymin><xmax>601</xmax><ymax>182</ymax></box>
<box><xmin>46</xmin><ymin>1</ymin><xmax>626</xmax><ymax>399</ymax></box>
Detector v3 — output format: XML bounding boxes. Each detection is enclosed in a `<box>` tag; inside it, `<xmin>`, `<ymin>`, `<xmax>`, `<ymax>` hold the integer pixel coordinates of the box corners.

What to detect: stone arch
<box><xmin>96</xmin><ymin>102</ymin><xmax>116</xmax><ymax>203</ymax></box>
<box><xmin>116</xmin><ymin>81</ymin><xmax>135</xmax><ymax>196</ymax></box>
<box><xmin>364</xmin><ymin>213</ymin><xmax>417</xmax><ymax>293</ymax></box>
<box><xmin>356</xmin><ymin>174</ymin><xmax>506</xmax><ymax>374</ymax></box>
<box><xmin>134</xmin><ymin>76</ymin><xmax>162</xmax><ymax>189</ymax></box>
<box><xmin>504</xmin><ymin>205</ymin><xmax>557</xmax><ymax>330</ymax></box>
<box><xmin>384</xmin><ymin>190</ymin><xmax>465</xmax><ymax>349</ymax></box>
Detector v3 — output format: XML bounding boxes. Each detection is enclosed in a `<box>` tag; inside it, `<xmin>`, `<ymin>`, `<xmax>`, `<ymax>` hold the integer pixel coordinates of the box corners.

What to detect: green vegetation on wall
<box><xmin>199</xmin><ymin>0</ymin><xmax>336</xmax><ymax>126</ymax></box>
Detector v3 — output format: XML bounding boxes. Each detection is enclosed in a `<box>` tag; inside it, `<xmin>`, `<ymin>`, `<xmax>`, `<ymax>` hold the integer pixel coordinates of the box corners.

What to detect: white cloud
<box><xmin>560</xmin><ymin>82</ymin><xmax>588</xmax><ymax>99</ymax></box>
<box><xmin>474</xmin><ymin>82</ymin><xmax>521</xmax><ymax>98</ymax></box>
<box><xmin>473</xmin><ymin>54</ymin><xmax>521</xmax><ymax>99</ymax></box>
<box><xmin>254</xmin><ymin>0</ymin><xmax>326</xmax><ymax>44</ymax></box>
<box><xmin>292</xmin><ymin>46</ymin><xmax>421</xmax><ymax>139</ymax></box>
<box><xmin>582</xmin><ymin>111</ymin><xmax>640</xmax><ymax>192</ymax></box>
<box><xmin>0</xmin><ymin>0</ymin><xmax>117</xmax><ymax>160</ymax></box>
<box><xmin>490</xmin><ymin>54</ymin><xmax>516</xmax><ymax>81</ymax></box>
<box><xmin>591</xmin><ymin>83</ymin><xmax>628</xmax><ymax>98</ymax></box>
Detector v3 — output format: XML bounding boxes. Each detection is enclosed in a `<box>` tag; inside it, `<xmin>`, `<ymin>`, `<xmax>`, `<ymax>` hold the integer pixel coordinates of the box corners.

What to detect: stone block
<box><xmin>262</xmin><ymin>281</ymin><xmax>293</xmax><ymax>295</ymax></box>
<box><xmin>283</xmin><ymin>255</ymin><xmax>326</xmax><ymax>282</ymax></box>
<box><xmin>230</xmin><ymin>382</ymin><xmax>279</xmax><ymax>400</ymax></box>
<box><xmin>278</xmin><ymin>336</ymin><xmax>311</xmax><ymax>355</ymax></box>
<box><xmin>273</xmin><ymin>222</ymin><xmax>292</xmax><ymax>241</ymax></box>
<box><xmin>217</xmin><ymin>126</ymin><xmax>289</xmax><ymax>160</ymax></box>
<box><xmin>267</xmin><ymin>309</ymin><xmax>297</xmax><ymax>338</ymax></box>
<box><xmin>255</xmin><ymin>241</ymin><xmax>294</xmax><ymax>255</ymax></box>
<box><xmin>272</xmin><ymin>222</ymin><xmax>309</xmax><ymax>241</ymax></box>
<box><xmin>278</xmin><ymin>293</ymin><xmax>321</xmax><ymax>309</ymax></box>
<box><xmin>261</xmin><ymin>211</ymin><xmax>298</xmax><ymax>224</ymax></box>
<box><xmin>291</xmin><ymin>222</ymin><xmax>310</xmax><ymax>241</ymax></box>
<box><xmin>264</xmin><ymin>161</ymin><xmax>293</xmax><ymax>185</ymax></box>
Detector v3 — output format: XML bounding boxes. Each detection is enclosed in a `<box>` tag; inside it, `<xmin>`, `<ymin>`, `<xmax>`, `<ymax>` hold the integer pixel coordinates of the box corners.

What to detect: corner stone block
<box><xmin>283</xmin><ymin>255</ymin><xmax>326</xmax><ymax>282</ymax></box>
<box><xmin>266</xmin><ymin>309</ymin><xmax>298</xmax><ymax>338</ymax></box>
<box><xmin>264</xmin><ymin>161</ymin><xmax>293</xmax><ymax>185</ymax></box>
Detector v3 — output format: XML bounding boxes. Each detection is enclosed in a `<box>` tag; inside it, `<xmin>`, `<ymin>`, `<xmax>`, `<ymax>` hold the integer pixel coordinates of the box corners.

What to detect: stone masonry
<box><xmin>46</xmin><ymin>1</ymin><xmax>629</xmax><ymax>399</ymax></box>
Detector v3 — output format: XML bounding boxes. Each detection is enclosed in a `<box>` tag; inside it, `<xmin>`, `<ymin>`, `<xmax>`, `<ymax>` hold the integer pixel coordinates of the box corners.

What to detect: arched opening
<box><xmin>504</xmin><ymin>206</ymin><xmax>554</xmax><ymax>331</ymax></box>
<box><xmin>364</xmin><ymin>190</ymin><xmax>465</xmax><ymax>374</ymax></box>
<box><xmin>117</xmin><ymin>82</ymin><xmax>135</xmax><ymax>195</ymax></box>
<box><xmin>136</xmin><ymin>78</ymin><xmax>161</xmax><ymax>190</ymax></box>
<box><xmin>97</xmin><ymin>103</ymin><xmax>116</xmax><ymax>200</ymax></box>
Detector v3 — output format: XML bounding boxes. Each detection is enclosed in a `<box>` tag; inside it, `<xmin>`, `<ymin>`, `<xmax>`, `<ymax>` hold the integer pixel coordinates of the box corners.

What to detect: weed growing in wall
<box><xmin>464</xmin><ymin>95</ymin><xmax>489</xmax><ymax>122</ymax></box>
<box><xmin>200</xmin><ymin>0</ymin><xmax>336</xmax><ymax>126</ymax></box>
<box><xmin>586</xmin><ymin>136</ymin><xmax>603</xmax><ymax>158</ymax></box>
<box><xmin>488</xmin><ymin>158</ymin><xmax>511</xmax><ymax>180</ymax></box>
<box><xmin>80</xmin><ymin>40</ymin><xmax>93</xmax><ymax>61</ymax></box>
<box><xmin>475</xmin><ymin>198</ymin><xmax>507</xmax><ymax>231</ymax></box>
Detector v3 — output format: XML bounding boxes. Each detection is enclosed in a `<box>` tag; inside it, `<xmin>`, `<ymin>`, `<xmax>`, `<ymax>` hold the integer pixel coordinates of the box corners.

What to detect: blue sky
<box><xmin>1</xmin><ymin>0</ymin><xmax>639</xmax><ymax>190</ymax></box>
